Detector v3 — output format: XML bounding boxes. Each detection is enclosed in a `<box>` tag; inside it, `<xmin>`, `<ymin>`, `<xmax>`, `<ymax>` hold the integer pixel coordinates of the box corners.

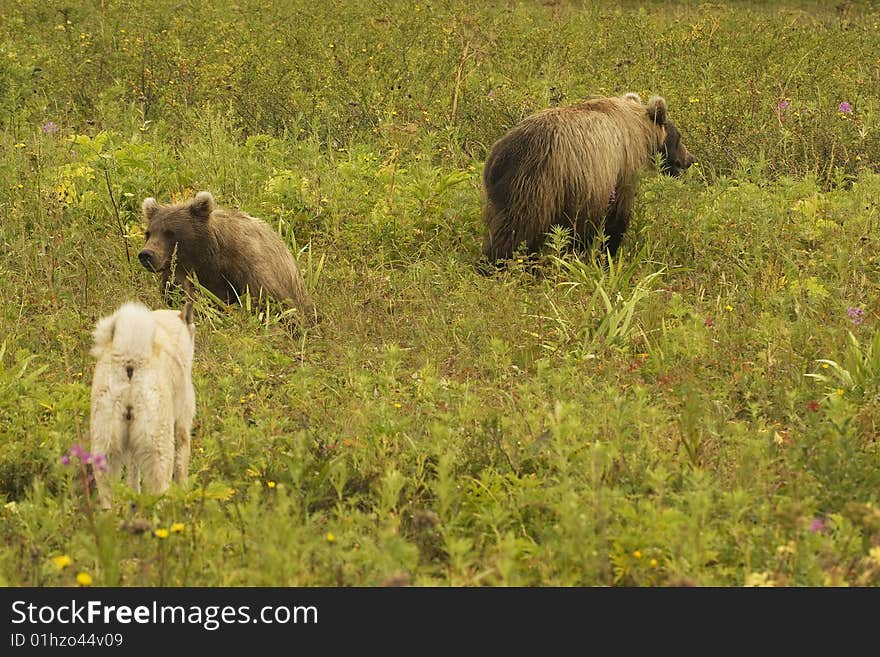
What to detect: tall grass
<box><xmin>0</xmin><ymin>0</ymin><xmax>879</xmax><ymax>587</ymax></box>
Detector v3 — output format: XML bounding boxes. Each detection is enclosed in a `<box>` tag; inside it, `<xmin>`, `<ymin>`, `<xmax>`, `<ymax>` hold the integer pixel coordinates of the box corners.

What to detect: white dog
<box><xmin>89</xmin><ymin>301</ymin><xmax>196</xmax><ymax>509</ymax></box>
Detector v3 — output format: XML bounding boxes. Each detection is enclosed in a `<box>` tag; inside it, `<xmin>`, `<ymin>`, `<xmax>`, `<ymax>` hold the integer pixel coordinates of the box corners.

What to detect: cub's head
<box><xmin>643</xmin><ymin>95</ymin><xmax>696</xmax><ymax>177</ymax></box>
<box><xmin>138</xmin><ymin>191</ymin><xmax>216</xmax><ymax>273</ymax></box>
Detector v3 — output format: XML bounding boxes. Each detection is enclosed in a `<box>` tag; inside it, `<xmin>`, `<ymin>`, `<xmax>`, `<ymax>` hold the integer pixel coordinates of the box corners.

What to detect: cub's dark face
<box><xmin>660</xmin><ymin>121</ymin><xmax>696</xmax><ymax>177</ymax></box>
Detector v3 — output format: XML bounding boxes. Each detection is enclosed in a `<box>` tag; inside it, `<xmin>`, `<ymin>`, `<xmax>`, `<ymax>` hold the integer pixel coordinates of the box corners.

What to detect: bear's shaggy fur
<box><xmin>89</xmin><ymin>301</ymin><xmax>195</xmax><ymax>509</ymax></box>
<box><xmin>481</xmin><ymin>93</ymin><xmax>695</xmax><ymax>262</ymax></box>
<box><xmin>138</xmin><ymin>192</ymin><xmax>314</xmax><ymax>316</ymax></box>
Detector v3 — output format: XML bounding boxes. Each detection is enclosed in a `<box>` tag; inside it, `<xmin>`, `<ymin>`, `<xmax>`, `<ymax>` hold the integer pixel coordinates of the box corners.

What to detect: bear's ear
<box><xmin>647</xmin><ymin>96</ymin><xmax>667</xmax><ymax>126</ymax></box>
<box><xmin>190</xmin><ymin>191</ymin><xmax>215</xmax><ymax>219</ymax></box>
<box><xmin>623</xmin><ymin>92</ymin><xmax>642</xmax><ymax>104</ymax></box>
<box><xmin>142</xmin><ymin>197</ymin><xmax>160</xmax><ymax>221</ymax></box>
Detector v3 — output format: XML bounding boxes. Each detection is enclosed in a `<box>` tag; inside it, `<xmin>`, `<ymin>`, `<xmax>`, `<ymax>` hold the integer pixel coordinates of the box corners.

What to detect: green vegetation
<box><xmin>1</xmin><ymin>0</ymin><xmax>879</xmax><ymax>586</ymax></box>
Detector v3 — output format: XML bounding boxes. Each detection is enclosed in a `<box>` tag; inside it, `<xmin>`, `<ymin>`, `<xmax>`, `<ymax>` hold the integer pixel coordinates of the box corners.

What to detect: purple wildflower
<box><xmin>42</xmin><ymin>121</ymin><xmax>59</xmax><ymax>134</ymax></box>
<box><xmin>848</xmin><ymin>306</ymin><xmax>864</xmax><ymax>326</ymax></box>
<box><xmin>838</xmin><ymin>101</ymin><xmax>852</xmax><ymax>114</ymax></box>
<box><xmin>777</xmin><ymin>99</ymin><xmax>790</xmax><ymax>111</ymax></box>
<box><xmin>62</xmin><ymin>444</ymin><xmax>108</xmax><ymax>472</ymax></box>
<box><xmin>92</xmin><ymin>453</ymin><xmax>108</xmax><ymax>473</ymax></box>
<box><xmin>809</xmin><ymin>517</ymin><xmax>825</xmax><ymax>533</ymax></box>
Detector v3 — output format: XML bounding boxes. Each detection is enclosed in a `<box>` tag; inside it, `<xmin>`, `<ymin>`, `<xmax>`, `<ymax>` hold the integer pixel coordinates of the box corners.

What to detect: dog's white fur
<box><xmin>89</xmin><ymin>301</ymin><xmax>195</xmax><ymax>509</ymax></box>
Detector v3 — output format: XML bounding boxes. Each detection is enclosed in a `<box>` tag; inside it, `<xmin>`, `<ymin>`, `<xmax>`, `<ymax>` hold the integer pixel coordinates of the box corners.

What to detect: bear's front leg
<box><xmin>603</xmin><ymin>185</ymin><xmax>635</xmax><ymax>258</ymax></box>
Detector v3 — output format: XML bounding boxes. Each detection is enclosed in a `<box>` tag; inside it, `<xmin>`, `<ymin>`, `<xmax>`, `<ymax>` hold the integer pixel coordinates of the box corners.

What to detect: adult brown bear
<box><xmin>481</xmin><ymin>93</ymin><xmax>695</xmax><ymax>262</ymax></box>
<box><xmin>138</xmin><ymin>191</ymin><xmax>314</xmax><ymax>317</ymax></box>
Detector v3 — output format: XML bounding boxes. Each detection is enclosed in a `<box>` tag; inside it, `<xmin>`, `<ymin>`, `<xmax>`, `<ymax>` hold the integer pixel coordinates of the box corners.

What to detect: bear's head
<box><xmin>138</xmin><ymin>191</ymin><xmax>216</xmax><ymax>274</ymax></box>
<box><xmin>644</xmin><ymin>96</ymin><xmax>696</xmax><ymax>177</ymax></box>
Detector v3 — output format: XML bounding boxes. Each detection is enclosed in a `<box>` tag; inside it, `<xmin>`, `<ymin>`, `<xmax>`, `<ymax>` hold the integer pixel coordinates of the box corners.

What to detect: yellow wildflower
<box><xmin>52</xmin><ymin>555</ymin><xmax>72</xmax><ymax>570</ymax></box>
<box><xmin>744</xmin><ymin>571</ymin><xmax>776</xmax><ymax>587</ymax></box>
<box><xmin>76</xmin><ymin>572</ymin><xmax>93</xmax><ymax>587</ymax></box>
<box><xmin>154</xmin><ymin>528</ymin><xmax>169</xmax><ymax>539</ymax></box>
<box><xmin>170</xmin><ymin>523</ymin><xmax>185</xmax><ymax>533</ymax></box>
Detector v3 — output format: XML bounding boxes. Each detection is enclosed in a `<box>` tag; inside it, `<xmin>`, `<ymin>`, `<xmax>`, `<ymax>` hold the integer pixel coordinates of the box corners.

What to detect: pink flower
<box><xmin>92</xmin><ymin>453</ymin><xmax>108</xmax><ymax>473</ymax></box>
<box><xmin>777</xmin><ymin>99</ymin><xmax>790</xmax><ymax>111</ymax></box>
<box><xmin>61</xmin><ymin>444</ymin><xmax>106</xmax><ymax>471</ymax></box>
<box><xmin>838</xmin><ymin>101</ymin><xmax>852</xmax><ymax>114</ymax></box>
<box><xmin>848</xmin><ymin>306</ymin><xmax>864</xmax><ymax>326</ymax></box>
<box><xmin>809</xmin><ymin>517</ymin><xmax>826</xmax><ymax>533</ymax></box>
<box><xmin>42</xmin><ymin>121</ymin><xmax>59</xmax><ymax>134</ymax></box>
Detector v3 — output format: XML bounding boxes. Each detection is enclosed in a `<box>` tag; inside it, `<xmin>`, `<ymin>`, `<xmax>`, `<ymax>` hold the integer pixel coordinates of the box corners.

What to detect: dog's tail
<box><xmin>92</xmin><ymin>302</ymin><xmax>156</xmax><ymax>363</ymax></box>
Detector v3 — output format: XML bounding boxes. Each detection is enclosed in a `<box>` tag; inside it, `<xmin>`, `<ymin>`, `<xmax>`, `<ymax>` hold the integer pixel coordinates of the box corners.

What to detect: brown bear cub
<box><xmin>138</xmin><ymin>191</ymin><xmax>314</xmax><ymax>317</ymax></box>
<box><xmin>481</xmin><ymin>92</ymin><xmax>695</xmax><ymax>263</ymax></box>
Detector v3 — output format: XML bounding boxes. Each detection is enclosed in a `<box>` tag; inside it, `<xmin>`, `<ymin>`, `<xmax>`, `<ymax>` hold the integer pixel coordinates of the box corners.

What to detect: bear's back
<box><xmin>208</xmin><ymin>208</ymin><xmax>296</xmax><ymax>267</ymax></box>
<box><xmin>206</xmin><ymin>208</ymin><xmax>311</xmax><ymax>311</ymax></box>
<box><xmin>513</xmin><ymin>97</ymin><xmax>648</xmax><ymax>150</ymax></box>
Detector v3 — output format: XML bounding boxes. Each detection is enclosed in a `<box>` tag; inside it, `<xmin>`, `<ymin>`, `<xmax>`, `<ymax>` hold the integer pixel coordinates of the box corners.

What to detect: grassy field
<box><xmin>1</xmin><ymin>0</ymin><xmax>879</xmax><ymax>587</ymax></box>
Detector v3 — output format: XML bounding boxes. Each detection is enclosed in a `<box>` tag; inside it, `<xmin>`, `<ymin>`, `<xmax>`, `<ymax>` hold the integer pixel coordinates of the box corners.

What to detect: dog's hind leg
<box><xmin>173</xmin><ymin>421</ymin><xmax>191</xmax><ymax>488</ymax></box>
<box><xmin>134</xmin><ymin>417</ymin><xmax>175</xmax><ymax>496</ymax></box>
<box><xmin>90</xmin><ymin>394</ymin><xmax>123</xmax><ymax>510</ymax></box>
<box><xmin>92</xmin><ymin>448</ymin><xmax>119</xmax><ymax>511</ymax></box>
<box><xmin>173</xmin><ymin>383</ymin><xmax>195</xmax><ymax>488</ymax></box>
<box><xmin>124</xmin><ymin>450</ymin><xmax>140</xmax><ymax>493</ymax></box>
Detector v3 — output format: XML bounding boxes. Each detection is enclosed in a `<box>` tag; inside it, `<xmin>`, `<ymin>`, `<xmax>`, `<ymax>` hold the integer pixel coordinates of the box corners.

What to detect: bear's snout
<box><xmin>662</xmin><ymin>151</ymin><xmax>695</xmax><ymax>178</ymax></box>
<box><xmin>138</xmin><ymin>249</ymin><xmax>160</xmax><ymax>271</ymax></box>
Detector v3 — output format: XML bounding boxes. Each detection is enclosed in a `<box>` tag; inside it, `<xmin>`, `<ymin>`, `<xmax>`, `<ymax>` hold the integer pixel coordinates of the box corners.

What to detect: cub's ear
<box><xmin>190</xmin><ymin>191</ymin><xmax>215</xmax><ymax>219</ymax></box>
<box><xmin>647</xmin><ymin>96</ymin><xmax>667</xmax><ymax>126</ymax></box>
<box><xmin>623</xmin><ymin>92</ymin><xmax>642</xmax><ymax>104</ymax></box>
<box><xmin>142</xmin><ymin>197</ymin><xmax>160</xmax><ymax>221</ymax></box>
<box><xmin>91</xmin><ymin>312</ymin><xmax>117</xmax><ymax>357</ymax></box>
